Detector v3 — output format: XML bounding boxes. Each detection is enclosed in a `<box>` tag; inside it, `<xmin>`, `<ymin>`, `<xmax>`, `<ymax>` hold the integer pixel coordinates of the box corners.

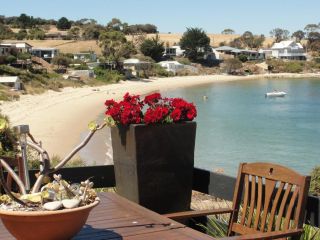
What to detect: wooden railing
<box><xmin>26</xmin><ymin>165</ymin><xmax>320</xmax><ymax>227</ymax></box>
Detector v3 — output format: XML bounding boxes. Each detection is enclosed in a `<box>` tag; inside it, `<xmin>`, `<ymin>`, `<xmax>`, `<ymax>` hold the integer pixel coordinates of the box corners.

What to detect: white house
<box><xmin>158</xmin><ymin>61</ymin><xmax>185</xmax><ymax>73</ymax></box>
<box><xmin>31</xmin><ymin>47</ymin><xmax>59</xmax><ymax>62</ymax></box>
<box><xmin>73</xmin><ymin>52</ymin><xmax>97</xmax><ymax>62</ymax></box>
<box><xmin>269</xmin><ymin>41</ymin><xmax>306</xmax><ymax>60</ymax></box>
<box><xmin>163</xmin><ymin>45</ymin><xmax>185</xmax><ymax>57</ymax></box>
<box><xmin>0</xmin><ymin>76</ymin><xmax>22</xmax><ymax>90</ymax></box>
<box><xmin>15</xmin><ymin>42</ymin><xmax>32</xmax><ymax>53</ymax></box>
<box><xmin>0</xmin><ymin>44</ymin><xmax>12</xmax><ymax>56</ymax></box>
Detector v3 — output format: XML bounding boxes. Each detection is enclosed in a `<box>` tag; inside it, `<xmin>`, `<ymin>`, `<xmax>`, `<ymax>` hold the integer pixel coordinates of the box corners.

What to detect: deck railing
<box><xmin>25</xmin><ymin>165</ymin><xmax>320</xmax><ymax>227</ymax></box>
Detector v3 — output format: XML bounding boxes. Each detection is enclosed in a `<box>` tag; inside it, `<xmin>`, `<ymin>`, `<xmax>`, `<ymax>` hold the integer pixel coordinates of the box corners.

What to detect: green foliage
<box><xmin>270</xmin><ymin>28</ymin><xmax>290</xmax><ymax>42</ymax></box>
<box><xmin>301</xmin><ymin>224</ymin><xmax>320</xmax><ymax>240</ymax></box>
<box><xmin>292</xmin><ymin>30</ymin><xmax>305</xmax><ymax>42</ymax></box>
<box><xmin>150</xmin><ymin>64</ymin><xmax>174</xmax><ymax>77</ymax></box>
<box><xmin>67</xmin><ymin>26</ymin><xmax>81</xmax><ymax>40</ymax></box>
<box><xmin>124</xmin><ymin>24</ymin><xmax>158</xmax><ymax>34</ymax></box>
<box><xmin>180</xmin><ymin>27</ymin><xmax>211</xmax><ymax>62</ymax></box>
<box><xmin>17</xmin><ymin>52</ymin><xmax>31</xmax><ymax>60</ymax></box>
<box><xmin>221</xmin><ymin>29</ymin><xmax>235</xmax><ymax>35</ymax></box>
<box><xmin>52</xmin><ymin>55</ymin><xmax>71</xmax><ymax>69</ymax></box>
<box><xmin>0</xmin><ymin>23</ymin><xmax>15</xmax><ymax>39</ymax></box>
<box><xmin>266</xmin><ymin>59</ymin><xmax>305</xmax><ymax>73</ymax></box>
<box><xmin>5</xmin><ymin>55</ymin><xmax>17</xmax><ymax>64</ymax></box>
<box><xmin>28</xmin><ymin>27</ymin><xmax>45</xmax><ymax>40</ymax></box>
<box><xmin>238</xmin><ymin>54</ymin><xmax>248</xmax><ymax>62</ymax></box>
<box><xmin>57</xmin><ymin>17</ymin><xmax>72</xmax><ymax>30</ymax></box>
<box><xmin>0</xmin><ymin>114</ymin><xmax>18</xmax><ymax>158</ymax></box>
<box><xmin>99</xmin><ymin>30</ymin><xmax>136</xmax><ymax>68</ymax></box>
<box><xmin>230</xmin><ymin>31</ymin><xmax>265</xmax><ymax>49</ymax></box>
<box><xmin>310</xmin><ymin>166</ymin><xmax>320</xmax><ymax>196</ymax></box>
<box><xmin>140</xmin><ymin>34</ymin><xmax>164</xmax><ymax>62</ymax></box>
<box><xmin>94</xmin><ymin>67</ymin><xmax>124</xmax><ymax>82</ymax></box>
<box><xmin>176</xmin><ymin>57</ymin><xmax>191</xmax><ymax>65</ymax></box>
<box><xmin>73</xmin><ymin>64</ymin><xmax>89</xmax><ymax>70</ymax></box>
<box><xmin>284</xmin><ymin>61</ymin><xmax>303</xmax><ymax>73</ymax></box>
<box><xmin>82</xmin><ymin>24</ymin><xmax>104</xmax><ymax>40</ymax></box>
<box><xmin>16</xmin><ymin>29</ymin><xmax>28</xmax><ymax>40</ymax></box>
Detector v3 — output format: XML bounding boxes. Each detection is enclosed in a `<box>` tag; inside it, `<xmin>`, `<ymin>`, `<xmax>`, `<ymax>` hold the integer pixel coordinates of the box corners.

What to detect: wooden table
<box><xmin>0</xmin><ymin>192</ymin><xmax>216</xmax><ymax>239</ymax></box>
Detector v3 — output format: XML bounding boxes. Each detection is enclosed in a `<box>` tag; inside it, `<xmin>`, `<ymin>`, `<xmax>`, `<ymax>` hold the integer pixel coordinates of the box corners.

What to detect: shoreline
<box><xmin>1</xmin><ymin>73</ymin><xmax>320</xmax><ymax>159</ymax></box>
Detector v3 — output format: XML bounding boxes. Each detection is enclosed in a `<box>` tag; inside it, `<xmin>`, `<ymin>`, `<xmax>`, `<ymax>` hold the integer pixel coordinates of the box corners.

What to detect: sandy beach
<box><xmin>1</xmin><ymin>73</ymin><xmax>320</xmax><ymax>159</ymax></box>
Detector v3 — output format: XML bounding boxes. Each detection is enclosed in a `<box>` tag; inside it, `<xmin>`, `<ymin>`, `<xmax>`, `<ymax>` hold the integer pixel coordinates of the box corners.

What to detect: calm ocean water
<box><xmin>80</xmin><ymin>78</ymin><xmax>320</xmax><ymax>176</ymax></box>
<box><xmin>162</xmin><ymin>78</ymin><xmax>320</xmax><ymax>176</ymax></box>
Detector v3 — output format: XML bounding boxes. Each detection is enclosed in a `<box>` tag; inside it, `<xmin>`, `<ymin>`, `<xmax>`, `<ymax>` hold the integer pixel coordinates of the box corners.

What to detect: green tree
<box><xmin>180</xmin><ymin>27</ymin><xmax>210</xmax><ymax>61</ymax></box>
<box><xmin>0</xmin><ymin>23</ymin><xmax>15</xmax><ymax>39</ymax></box>
<box><xmin>52</xmin><ymin>55</ymin><xmax>71</xmax><ymax>69</ymax></box>
<box><xmin>57</xmin><ymin>17</ymin><xmax>71</xmax><ymax>30</ymax></box>
<box><xmin>304</xmin><ymin>24</ymin><xmax>320</xmax><ymax>34</ymax></box>
<box><xmin>106</xmin><ymin>18</ymin><xmax>123</xmax><ymax>31</ymax></box>
<box><xmin>82</xmin><ymin>24</ymin><xmax>104</xmax><ymax>40</ymax></box>
<box><xmin>221</xmin><ymin>28</ymin><xmax>235</xmax><ymax>35</ymax></box>
<box><xmin>16</xmin><ymin>29</ymin><xmax>28</xmax><ymax>40</ymax></box>
<box><xmin>28</xmin><ymin>27</ymin><xmax>45</xmax><ymax>40</ymax></box>
<box><xmin>99</xmin><ymin>30</ymin><xmax>136</xmax><ymax>69</ymax></box>
<box><xmin>270</xmin><ymin>28</ymin><xmax>290</xmax><ymax>42</ymax></box>
<box><xmin>17</xmin><ymin>13</ymin><xmax>34</xmax><ymax>29</ymax></box>
<box><xmin>291</xmin><ymin>30</ymin><xmax>305</xmax><ymax>42</ymax></box>
<box><xmin>67</xmin><ymin>26</ymin><xmax>81</xmax><ymax>40</ymax></box>
<box><xmin>140</xmin><ymin>34</ymin><xmax>164</xmax><ymax>62</ymax></box>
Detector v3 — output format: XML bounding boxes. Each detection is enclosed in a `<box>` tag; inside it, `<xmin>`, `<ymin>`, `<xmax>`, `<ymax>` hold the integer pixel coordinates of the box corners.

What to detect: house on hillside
<box><xmin>215</xmin><ymin>46</ymin><xmax>263</xmax><ymax>60</ymax></box>
<box><xmin>163</xmin><ymin>45</ymin><xmax>185</xmax><ymax>57</ymax></box>
<box><xmin>0</xmin><ymin>76</ymin><xmax>22</xmax><ymax>90</ymax></box>
<box><xmin>123</xmin><ymin>58</ymin><xmax>151</xmax><ymax>78</ymax></box>
<box><xmin>31</xmin><ymin>47</ymin><xmax>59</xmax><ymax>62</ymax></box>
<box><xmin>0</xmin><ymin>44</ymin><xmax>12</xmax><ymax>56</ymax></box>
<box><xmin>73</xmin><ymin>52</ymin><xmax>97</xmax><ymax>62</ymax></box>
<box><xmin>268</xmin><ymin>40</ymin><xmax>306</xmax><ymax>60</ymax></box>
<box><xmin>15</xmin><ymin>42</ymin><xmax>33</xmax><ymax>53</ymax></box>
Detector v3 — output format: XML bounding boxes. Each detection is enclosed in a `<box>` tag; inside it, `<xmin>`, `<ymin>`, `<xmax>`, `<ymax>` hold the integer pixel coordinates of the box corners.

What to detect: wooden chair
<box><xmin>164</xmin><ymin>162</ymin><xmax>311</xmax><ymax>240</ymax></box>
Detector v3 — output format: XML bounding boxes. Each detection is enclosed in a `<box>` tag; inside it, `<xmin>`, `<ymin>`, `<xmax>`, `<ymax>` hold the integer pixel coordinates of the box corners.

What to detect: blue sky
<box><xmin>1</xmin><ymin>0</ymin><xmax>319</xmax><ymax>35</ymax></box>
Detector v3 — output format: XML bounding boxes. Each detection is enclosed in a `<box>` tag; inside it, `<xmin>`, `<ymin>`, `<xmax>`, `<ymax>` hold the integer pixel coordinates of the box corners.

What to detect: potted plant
<box><xmin>105</xmin><ymin>92</ymin><xmax>197</xmax><ymax>214</ymax></box>
<box><xmin>0</xmin><ymin>116</ymin><xmax>104</xmax><ymax>240</ymax></box>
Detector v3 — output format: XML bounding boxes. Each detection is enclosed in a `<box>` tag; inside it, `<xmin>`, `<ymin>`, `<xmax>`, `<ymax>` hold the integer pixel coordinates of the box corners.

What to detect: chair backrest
<box><xmin>228</xmin><ymin>162</ymin><xmax>310</xmax><ymax>237</ymax></box>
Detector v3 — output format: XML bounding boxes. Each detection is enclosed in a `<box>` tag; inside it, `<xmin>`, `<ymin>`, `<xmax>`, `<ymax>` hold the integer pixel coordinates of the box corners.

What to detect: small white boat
<box><xmin>265</xmin><ymin>91</ymin><xmax>287</xmax><ymax>97</ymax></box>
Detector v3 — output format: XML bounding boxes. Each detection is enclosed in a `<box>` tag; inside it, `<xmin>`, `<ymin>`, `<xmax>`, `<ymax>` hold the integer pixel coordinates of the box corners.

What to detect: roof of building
<box><xmin>271</xmin><ymin>40</ymin><xmax>303</xmax><ymax>49</ymax></box>
<box><xmin>32</xmin><ymin>47</ymin><xmax>58</xmax><ymax>51</ymax></box>
<box><xmin>123</xmin><ymin>58</ymin><xmax>150</xmax><ymax>64</ymax></box>
<box><xmin>215</xmin><ymin>46</ymin><xmax>239</xmax><ymax>51</ymax></box>
<box><xmin>0</xmin><ymin>76</ymin><xmax>20</xmax><ymax>83</ymax></box>
<box><xmin>158</xmin><ymin>61</ymin><xmax>183</xmax><ymax>66</ymax></box>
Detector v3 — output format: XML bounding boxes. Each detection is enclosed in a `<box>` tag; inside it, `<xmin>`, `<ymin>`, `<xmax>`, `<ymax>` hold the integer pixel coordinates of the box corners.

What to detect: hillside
<box><xmin>3</xmin><ymin>33</ymin><xmax>275</xmax><ymax>55</ymax></box>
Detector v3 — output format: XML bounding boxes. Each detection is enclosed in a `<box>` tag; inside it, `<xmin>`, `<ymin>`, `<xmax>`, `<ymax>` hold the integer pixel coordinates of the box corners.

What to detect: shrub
<box><xmin>238</xmin><ymin>54</ymin><xmax>248</xmax><ymax>62</ymax></box>
<box><xmin>284</xmin><ymin>61</ymin><xmax>303</xmax><ymax>73</ymax></box>
<box><xmin>310</xmin><ymin>166</ymin><xmax>320</xmax><ymax>196</ymax></box>
<box><xmin>0</xmin><ymin>114</ymin><xmax>18</xmax><ymax>158</ymax></box>
<box><xmin>150</xmin><ymin>64</ymin><xmax>174</xmax><ymax>77</ymax></box>
<box><xmin>94</xmin><ymin>67</ymin><xmax>124</xmax><ymax>83</ymax></box>
<box><xmin>5</xmin><ymin>55</ymin><xmax>17</xmax><ymax>64</ymax></box>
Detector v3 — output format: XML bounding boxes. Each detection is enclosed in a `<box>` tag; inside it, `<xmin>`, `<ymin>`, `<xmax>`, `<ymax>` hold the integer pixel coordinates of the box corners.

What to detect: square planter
<box><xmin>111</xmin><ymin>122</ymin><xmax>196</xmax><ymax>214</ymax></box>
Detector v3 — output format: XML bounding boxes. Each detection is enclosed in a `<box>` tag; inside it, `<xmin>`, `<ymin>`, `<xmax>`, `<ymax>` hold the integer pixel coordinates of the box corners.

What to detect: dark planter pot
<box><xmin>111</xmin><ymin>122</ymin><xmax>196</xmax><ymax>214</ymax></box>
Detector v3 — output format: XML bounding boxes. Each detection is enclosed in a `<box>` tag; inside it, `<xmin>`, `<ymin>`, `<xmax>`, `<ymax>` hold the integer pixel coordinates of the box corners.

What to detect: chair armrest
<box><xmin>220</xmin><ymin>228</ymin><xmax>303</xmax><ymax>240</ymax></box>
<box><xmin>163</xmin><ymin>208</ymin><xmax>233</xmax><ymax>220</ymax></box>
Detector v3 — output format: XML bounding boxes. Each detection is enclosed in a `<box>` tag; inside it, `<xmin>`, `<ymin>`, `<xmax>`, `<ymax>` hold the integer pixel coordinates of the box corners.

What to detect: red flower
<box><xmin>104</xmin><ymin>93</ymin><xmax>197</xmax><ymax>126</ymax></box>
<box><xmin>144</xmin><ymin>93</ymin><xmax>162</xmax><ymax>106</ymax></box>
<box><xmin>170</xmin><ymin>108</ymin><xmax>181</xmax><ymax>122</ymax></box>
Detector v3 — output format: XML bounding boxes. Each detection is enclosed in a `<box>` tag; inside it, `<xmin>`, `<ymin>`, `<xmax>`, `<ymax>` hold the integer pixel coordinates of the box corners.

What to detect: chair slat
<box><xmin>240</xmin><ymin>174</ymin><xmax>249</xmax><ymax>225</ymax></box>
<box><xmin>267</xmin><ymin>182</ymin><xmax>285</xmax><ymax>232</ymax></box>
<box><xmin>246</xmin><ymin>175</ymin><xmax>256</xmax><ymax>228</ymax></box>
<box><xmin>260</xmin><ymin>179</ymin><xmax>276</xmax><ymax>231</ymax></box>
<box><xmin>253</xmin><ymin>176</ymin><xmax>263</xmax><ymax>230</ymax></box>
<box><xmin>283</xmin><ymin>186</ymin><xmax>299</xmax><ymax>230</ymax></box>
<box><xmin>275</xmin><ymin>183</ymin><xmax>292</xmax><ymax>231</ymax></box>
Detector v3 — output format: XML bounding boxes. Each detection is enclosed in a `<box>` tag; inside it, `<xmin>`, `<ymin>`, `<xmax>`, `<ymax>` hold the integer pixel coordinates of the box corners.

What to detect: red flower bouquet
<box><xmin>104</xmin><ymin>92</ymin><xmax>197</xmax><ymax>126</ymax></box>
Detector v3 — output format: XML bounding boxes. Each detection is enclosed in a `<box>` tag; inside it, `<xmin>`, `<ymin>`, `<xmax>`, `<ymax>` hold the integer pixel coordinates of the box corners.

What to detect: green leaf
<box><xmin>88</xmin><ymin>121</ymin><xmax>98</xmax><ymax>131</ymax></box>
